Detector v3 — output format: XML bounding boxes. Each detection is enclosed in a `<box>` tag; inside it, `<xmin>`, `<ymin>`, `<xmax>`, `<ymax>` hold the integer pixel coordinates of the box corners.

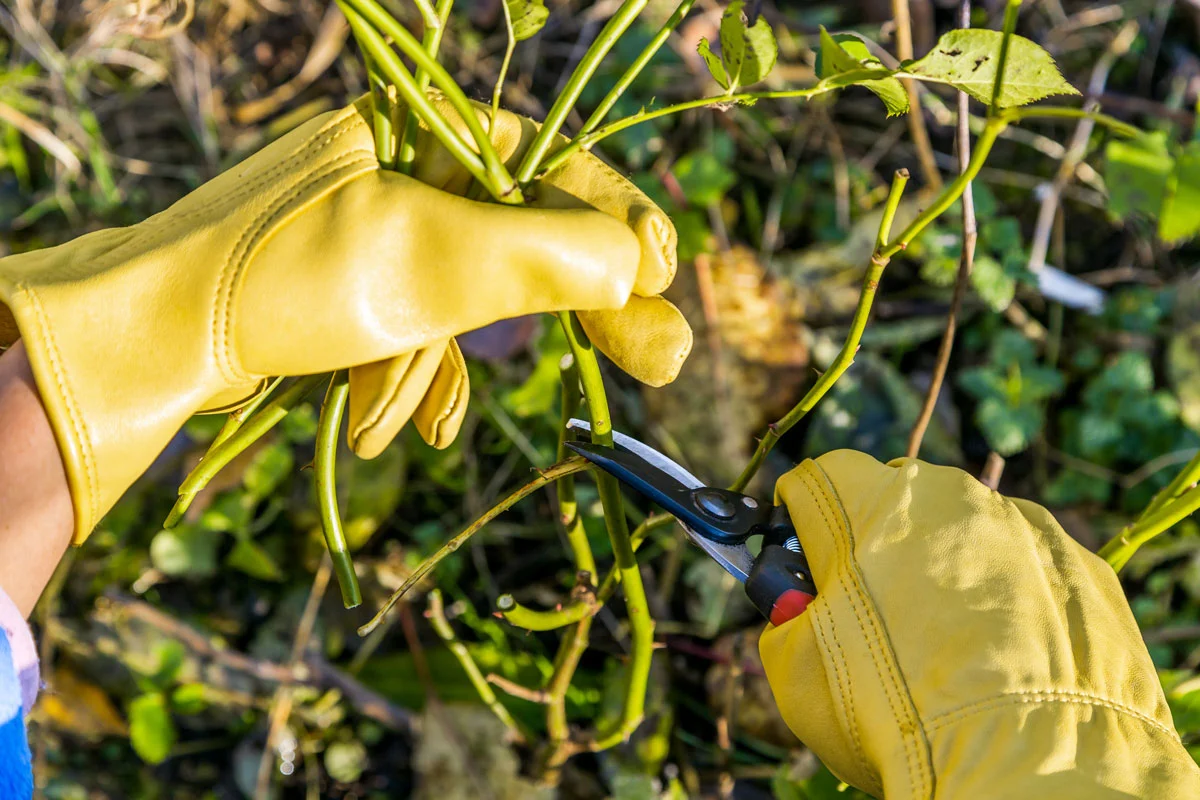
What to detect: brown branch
<box><xmin>487</xmin><ymin>674</ymin><xmax>550</xmax><ymax>704</ymax></box>
<box><xmin>1027</xmin><ymin>22</ymin><xmax>1138</xmax><ymax>275</ymax></box>
<box><xmin>906</xmin><ymin>0</ymin><xmax>976</xmax><ymax>459</ymax></box>
<box><xmin>101</xmin><ymin>591</ymin><xmax>414</xmax><ymax>730</ymax></box>
<box><xmin>891</xmin><ymin>0</ymin><xmax>942</xmax><ymax>190</ymax></box>
<box><xmin>980</xmin><ymin>452</ymin><xmax>1006</xmax><ymax>490</ymax></box>
<box><xmin>255</xmin><ymin>556</ymin><xmax>333</xmax><ymax>799</ymax></box>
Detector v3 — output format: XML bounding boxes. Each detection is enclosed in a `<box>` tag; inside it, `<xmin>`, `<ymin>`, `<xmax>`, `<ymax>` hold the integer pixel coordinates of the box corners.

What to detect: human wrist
<box><xmin>0</xmin><ymin>341</ymin><xmax>73</xmax><ymax>616</ymax></box>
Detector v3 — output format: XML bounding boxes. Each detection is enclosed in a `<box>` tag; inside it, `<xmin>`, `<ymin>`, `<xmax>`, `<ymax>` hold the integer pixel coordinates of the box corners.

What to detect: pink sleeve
<box><xmin>0</xmin><ymin>589</ymin><xmax>38</xmax><ymax>715</ymax></box>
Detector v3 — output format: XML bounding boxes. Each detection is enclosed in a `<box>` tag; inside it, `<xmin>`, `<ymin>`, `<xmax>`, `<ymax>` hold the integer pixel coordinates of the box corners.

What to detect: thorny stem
<box><xmin>357</xmin><ymin>456</ymin><xmax>591</xmax><ymax>635</ymax></box>
<box><xmin>165</xmin><ymin>375</ymin><xmax>327</xmax><ymax>527</ymax></box>
<box><xmin>907</xmin><ymin>0</ymin><xmax>976</xmax><ymax>459</ymax></box>
<box><xmin>541</xmin><ymin>616</ymin><xmax>592</xmax><ymax>774</ymax></box>
<box><xmin>498</xmin><ymin>591</ymin><xmax>596</xmax><ymax>631</ymax></box>
<box><xmin>557</xmin><ymin>311</ymin><xmax>654</xmax><ymax>749</ymax></box>
<box><xmin>536</xmin><ymin>71</ymin><xmax>892</xmax><ymax>178</ymax></box>
<box><xmin>339</xmin><ymin>0</ymin><xmax>522</xmax><ymax>202</ymax></box>
<box><xmin>577</xmin><ymin>0</ymin><xmax>697</xmax><ymax>139</ymax></box>
<box><xmin>364</xmin><ymin>52</ymin><xmax>398</xmax><ymax>169</ymax></box>
<box><xmin>410</xmin><ymin>0</ymin><xmax>442</xmax><ymax>33</ymax></box>
<box><xmin>1100</xmin><ymin>483</ymin><xmax>1200</xmax><ymax>572</ymax></box>
<box><xmin>1142</xmin><ymin>451</ymin><xmax>1200</xmax><ymax>519</ymax></box>
<box><xmin>427</xmin><ymin>589</ymin><xmax>528</xmax><ymax>742</ymax></box>
<box><xmin>209</xmin><ymin>377</ymin><xmax>284</xmax><ymax>451</ymax></box>
<box><xmin>1098</xmin><ymin>451</ymin><xmax>1200</xmax><ymax>570</ymax></box>
<box><xmin>345</xmin><ymin>0</ymin><xmax>518</xmax><ymax>197</ymax></box>
<box><xmin>316</xmin><ymin>371</ymin><xmax>361</xmax><ymax>608</ymax></box>
<box><xmin>881</xmin><ymin>120</ymin><xmax>1002</xmax><ymax>259</ymax></box>
<box><xmin>734</xmin><ymin>120</ymin><xmax>1008</xmax><ymax>489</ymax></box>
<box><xmin>1001</xmin><ymin>106</ymin><xmax>1141</xmax><ymax>138</ymax></box>
<box><xmin>557</xmin><ymin>354</ymin><xmax>595</xmax><ymax>580</ymax></box>
<box><xmin>530</xmin><ymin>354</ymin><xmax>598</xmax><ymax>772</ymax></box>
<box><xmin>728</xmin><ymin>106</ymin><xmax>1135</xmax><ymax>487</ymax></box>
<box><xmin>491</xmin><ymin>0</ymin><xmax>516</xmax><ymax>128</ymax></box>
<box><xmin>731</xmin><ymin>167</ymin><xmax>913</xmax><ymax>491</ymax></box>
<box><xmin>340</xmin><ymin>2</ymin><xmax>485</xmax><ymax>183</ymax></box>
<box><xmin>537</xmin><ymin>518</ymin><xmax>673</xmax><ymax>777</ymax></box>
<box><xmin>516</xmin><ymin>0</ymin><xmax>650</xmax><ymax>185</ymax></box>
<box><xmin>398</xmin><ymin>0</ymin><xmax>454</xmax><ymax>174</ymax></box>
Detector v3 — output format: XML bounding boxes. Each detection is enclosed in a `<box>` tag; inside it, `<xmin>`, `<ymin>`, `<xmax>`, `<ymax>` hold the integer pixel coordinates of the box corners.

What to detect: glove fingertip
<box><xmin>414</xmin><ymin>339</ymin><xmax>469</xmax><ymax>449</ymax></box>
<box><xmin>632</xmin><ymin>207</ymin><xmax>678</xmax><ymax>298</ymax></box>
<box><xmin>348</xmin><ymin>344</ymin><xmax>448</xmax><ymax>459</ymax></box>
<box><xmin>577</xmin><ymin>295</ymin><xmax>693</xmax><ymax>388</ymax></box>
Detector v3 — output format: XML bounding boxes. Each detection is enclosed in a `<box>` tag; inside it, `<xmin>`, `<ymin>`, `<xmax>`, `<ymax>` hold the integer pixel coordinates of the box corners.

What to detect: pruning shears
<box><xmin>564</xmin><ymin>419</ymin><xmax>816</xmax><ymax>626</ymax></box>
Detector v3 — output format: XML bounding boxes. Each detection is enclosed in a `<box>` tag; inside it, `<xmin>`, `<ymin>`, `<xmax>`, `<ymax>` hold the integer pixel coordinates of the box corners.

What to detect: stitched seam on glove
<box><xmin>425</xmin><ymin>342</ymin><xmax>467</xmax><ymax>443</ymax></box>
<box><xmin>215</xmin><ymin>152</ymin><xmax>376</xmax><ymax>382</ymax></box>
<box><xmin>811</xmin><ymin>603</ymin><xmax>874</xmax><ymax>791</ymax></box>
<box><xmin>95</xmin><ymin>111</ymin><xmax>364</xmax><ymax>273</ymax></box>
<box><xmin>802</xmin><ymin>460</ymin><xmax>933</xmax><ymax>798</ymax></box>
<box><xmin>426</xmin><ymin>372</ymin><xmax>463</xmax><ymax>444</ymax></box>
<box><xmin>352</xmin><ymin>351</ymin><xmax>423</xmax><ymax>443</ymax></box>
<box><xmin>21</xmin><ymin>286</ymin><xmax>98</xmax><ymax>528</ymax></box>
<box><xmin>925</xmin><ymin>690</ymin><xmax>1180</xmax><ymax>739</ymax></box>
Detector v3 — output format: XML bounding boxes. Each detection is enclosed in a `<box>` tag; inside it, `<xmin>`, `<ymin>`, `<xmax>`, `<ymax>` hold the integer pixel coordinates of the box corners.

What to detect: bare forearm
<box><xmin>0</xmin><ymin>341</ymin><xmax>73</xmax><ymax>616</ymax></box>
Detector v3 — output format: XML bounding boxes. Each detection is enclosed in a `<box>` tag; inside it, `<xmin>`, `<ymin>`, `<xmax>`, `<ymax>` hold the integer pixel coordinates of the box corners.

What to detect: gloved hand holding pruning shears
<box><xmin>0</xmin><ymin>96</ymin><xmax>1198</xmax><ymax>799</ymax></box>
<box><xmin>568</xmin><ymin>423</ymin><xmax>1200</xmax><ymax>799</ymax></box>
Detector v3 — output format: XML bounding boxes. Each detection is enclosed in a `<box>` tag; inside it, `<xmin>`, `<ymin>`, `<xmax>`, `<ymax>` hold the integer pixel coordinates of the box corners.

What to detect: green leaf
<box><xmin>325</xmin><ymin>740</ymin><xmax>370</xmax><ymax>784</ymax></box>
<box><xmin>970</xmin><ymin>254</ymin><xmax>1015</xmax><ymax>311</ymax></box>
<box><xmin>151</xmin><ymin>640</ymin><xmax>187</xmax><ymax>686</ymax></box>
<box><xmin>226</xmin><ymin>538</ymin><xmax>284</xmax><ymax>581</ymax></box>
<box><xmin>1160</xmin><ymin>142</ymin><xmax>1200</xmax><ymax>242</ymax></box>
<box><xmin>672</xmin><ymin>150</ymin><xmax>737</xmax><ymax>207</ymax></box>
<box><xmin>1077</xmin><ymin>411</ymin><xmax>1123</xmax><ymax>457</ymax></box>
<box><xmin>150</xmin><ymin>526</ymin><xmax>220</xmax><ymax>578</ymax></box>
<box><xmin>128</xmin><ymin>693</ymin><xmax>176</xmax><ymax>765</ymax></box>
<box><xmin>905</xmin><ymin>29</ymin><xmax>1078</xmax><ymax>107</ymax></box>
<box><xmin>1043</xmin><ymin>468</ymin><xmax>1112</xmax><ymax>506</ymax></box>
<box><xmin>959</xmin><ymin>366</ymin><xmax>1005</xmax><ymax>403</ymax></box>
<box><xmin>977</xmin><ymin>397</ymin><xmax>1042</xmax><ymax>456</ymax></box>
<box><xmin>171</xmin><ymin>683</ymin><xmax>209</xmax><ymax>715</ymax></box>
<box><xmin>1020</xmin><ymin>365</ymin><xmax>1066</xmax><ymax>403</ymax></box>
<box><xmin>198</xmin><ymin>491</ymin><xmax>252</xmax><ymax>534</ymax></box>
<box><xmin>1105</xmin><ymin>133</ymin><xmax>1174</xmax><ymax>222</ymax></box>
<box><xmin>990</xmin><ymin>328</ymin><xmax>1038</xmax><ymax>365</ymax></box>
<box><xmin>816</xmin><ymin>28</ymin><xmax>908</xmax><ymax>116</ymax></box>
<box><xmin>503</xmin><ymin>0</ymin><xmax>548</xmax><ymax>42</ymax></box>
<box><xmin>1168</xmin><ymin>321</ymin><xmax>1200</xmax><ymax>433</ymax></box>
<box><xmin>718</xmin><ymin>1</ymin><xmax>778</xmax><ymax>92</ymax></box>
<box><xmin>697</xmin><ymin>38</ymin><xmax>729</xmax><ymax>90</ymax></box>
<box><xmin>502</xmin><ymin>337</ymin><xmax>570</xmax><ymax>418</ymax></box>
<box><xmin>243</xmin><ymin>441</ymin><xmax>294</xmax><ymax>499</ymax></box>
<box><xmin>920</xmin><ymin>256</ymin><xmax>959</xmax><ymax>287</ymax></box>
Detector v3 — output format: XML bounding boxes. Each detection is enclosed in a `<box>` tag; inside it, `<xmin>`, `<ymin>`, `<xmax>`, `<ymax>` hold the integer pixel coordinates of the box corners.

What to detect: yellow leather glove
<box><xmin>346</xmin><ymin>94</ymin><xmax>691</xmax><ymax>458</ymax></box>
<box><xmin>0</xmin><ymin>98</ymin><xmax>691</xmax><ymax>543</ymax></box>
<box><xmin>761</xmin><ymin>450</ymin><xmax>1200</xmax><ymax>799</ymax></box>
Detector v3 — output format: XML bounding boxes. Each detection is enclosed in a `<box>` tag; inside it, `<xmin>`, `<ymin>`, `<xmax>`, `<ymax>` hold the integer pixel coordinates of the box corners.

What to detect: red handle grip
<box><xmin>746</xmin><ymin>545</ymin><xmax>817</xmax><ymax>626</ymax></box>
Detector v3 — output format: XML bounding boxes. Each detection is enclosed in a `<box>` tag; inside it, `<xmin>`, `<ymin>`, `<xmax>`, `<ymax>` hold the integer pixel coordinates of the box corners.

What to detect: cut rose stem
<box><xmin>165</xmin><ymin>374</ymin><xmax>328</xmax><ymax>527</ymax></box>
<box><xmin>556</xmin><ymin>310</ymin><xmax>654</xmax><ymax>749</ymax></box>
<box><xmin>315</xmin><ymin>371</ymin><xmax>361</xmax><ymax>608</ymax></box>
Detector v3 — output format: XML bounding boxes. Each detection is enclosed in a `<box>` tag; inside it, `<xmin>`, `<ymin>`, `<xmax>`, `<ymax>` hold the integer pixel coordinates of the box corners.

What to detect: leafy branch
<box><xmin>1100</xmin><ymin>452</ymin><xmax>1200</xmax><ymax>571</ymax></box>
